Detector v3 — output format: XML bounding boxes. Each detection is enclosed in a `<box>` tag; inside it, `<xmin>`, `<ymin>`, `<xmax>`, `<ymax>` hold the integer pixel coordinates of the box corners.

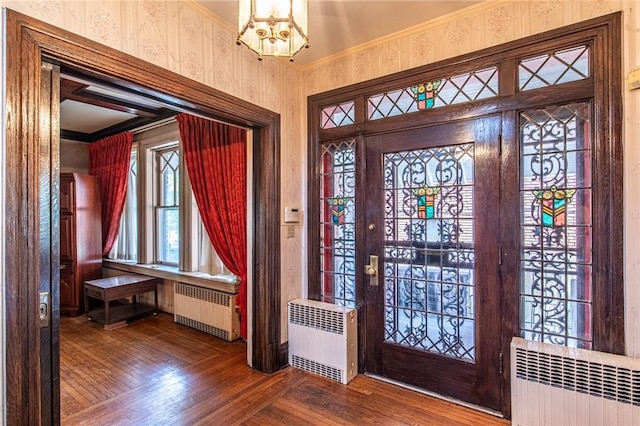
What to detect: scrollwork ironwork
<box><xmin>383</xmin><ymin>143</ymin><xmax>476</xmax><ymax>361</ymax></box>
<box><xmin>519</xmin><ymin>103</ymin><xmax>592</xmax><ymax>349</ymax></box>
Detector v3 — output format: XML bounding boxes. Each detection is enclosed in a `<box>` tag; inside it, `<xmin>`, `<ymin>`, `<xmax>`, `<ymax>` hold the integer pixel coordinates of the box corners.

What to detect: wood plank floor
<box><xmin>60</xmin><ymin>313</ymin><xmax>509</xmax><ymax>426</ymax></box>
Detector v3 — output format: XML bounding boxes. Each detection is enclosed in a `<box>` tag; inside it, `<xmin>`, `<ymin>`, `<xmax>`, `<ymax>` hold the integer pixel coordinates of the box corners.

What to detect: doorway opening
<box><xmin>3</xmin><ymin>9</ymin><xmax>283</xmax><ymax>423</ymax></box>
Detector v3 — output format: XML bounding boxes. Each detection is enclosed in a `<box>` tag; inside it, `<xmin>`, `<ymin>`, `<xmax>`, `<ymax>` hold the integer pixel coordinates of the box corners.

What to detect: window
<box><xmin>109</xmin><ymin>122</ymin><xmax>230</xmax><ymax>277</ymax></box>
<box><xmin>109</xmin><ymin>150</ymin><xmax>138</xmax><ymax>261</ymax></box>
<box><xmin>320</xmin><ymin>101</ymin><xmax>355</xmax><ymax>129</ymax></box>
<box><xmin>155</xmin><ymin>146</ymin><xmax>180</xmax><ymax>265</ymax></box>
<box><xmin>519</xmin><ymin>102</ymin><xmax>593</xmax><ymax>349</ymax></box>
<box><xmin>367</xmin><ymin>66</ymin><xmax>499</xmax><ymax>120</ymax></box>
<box><xmin>309</xmin><ymin>16</ymin><xmax>623</xmax><ymax>355</ymax></box>
<box><xmin>319</xmin><ymin>139</ymin><xmax>356</xmax><ymax>307</ymax></box>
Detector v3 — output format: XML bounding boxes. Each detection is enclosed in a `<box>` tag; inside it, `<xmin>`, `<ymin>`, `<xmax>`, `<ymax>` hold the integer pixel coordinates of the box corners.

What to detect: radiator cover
<box><xmin>511</xmin><ymin>337</ymin><xmax>640</xmax><ymax>426</ymax></box>
<box><xmin>288</xmin><ymin>298</ymin><xmax>357</xmax><ymax>385</ymax></box>
<box><xmin>174</xmin><ymin>282</ymin><xmax>240</xmax><ymax>341</ymax></box>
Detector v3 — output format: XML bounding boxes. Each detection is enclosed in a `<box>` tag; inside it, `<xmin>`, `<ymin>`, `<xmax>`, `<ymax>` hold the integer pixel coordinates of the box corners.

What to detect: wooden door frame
<box><xmin>307</xmin><ymin>13</ymin><xmax>623</xmax><ymax>418</ymax></box>
<box><xmin>3</xmin><ymin>9</ymin><xmax>284</xmax><ymax>423</ymax></box>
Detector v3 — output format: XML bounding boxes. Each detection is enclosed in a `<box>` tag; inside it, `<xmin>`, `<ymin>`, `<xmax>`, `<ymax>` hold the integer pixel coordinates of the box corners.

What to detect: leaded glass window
<box><xmin>321</xmin><ymin>101</ymin><xmax>355</xmax><ymax>129</ymax></box>
<box><xmin>519</xmin><ymin>45</ymin><xmax>589</xmax><ymax>91</ymax></box>
<box><xmin>383</xmin><ymin>144</ymin><xmax>476</xmax><ymax>360</ymax></box>
<box><xmin>320</xmin><ymin>140</ymin><xmax>356</xmax><ymax>307</ymax></box>
<box><xmin>155</xmin><ymin>146</ymin><xmax>180</xmax><ymax>265</ymax></box>
<box><xmin>368</xmin><ymin>67</ymin><xmax>498</xmax><ymax>120</ymax></box>
<box><xmin>519</xmin><ymin>102</ymin><xmax>593</xmax><ymax>349</ymax></box>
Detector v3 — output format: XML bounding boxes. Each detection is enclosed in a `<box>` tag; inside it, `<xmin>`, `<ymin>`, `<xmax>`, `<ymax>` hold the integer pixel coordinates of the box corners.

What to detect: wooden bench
<box><xmin>84</xmin><ymin>274</ymin><xmax>158</xmax><ymax>329</ymax></box>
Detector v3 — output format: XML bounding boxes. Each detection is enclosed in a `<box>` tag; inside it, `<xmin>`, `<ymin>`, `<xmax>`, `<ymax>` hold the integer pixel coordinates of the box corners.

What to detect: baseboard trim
<box><xmin>279</xmin><ymin>341</ymin><xmax>289</xmax><ymax>368</ymax></box>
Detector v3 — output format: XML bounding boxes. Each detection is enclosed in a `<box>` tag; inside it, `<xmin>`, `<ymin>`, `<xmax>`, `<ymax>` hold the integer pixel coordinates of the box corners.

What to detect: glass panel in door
<box><xmin>383</xmin><ymin>143</ymin><xmax>476</xmax><ymax>360</ymax></box>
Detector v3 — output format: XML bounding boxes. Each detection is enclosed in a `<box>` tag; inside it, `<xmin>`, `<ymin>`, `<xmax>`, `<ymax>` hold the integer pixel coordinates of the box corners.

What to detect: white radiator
<box><xmin>511</xmin><ymin>337</ymin><xmax>640</xmax><ymax>426</ymax></box>
<box><xmin>288</xmin><ymin>298</ymin><xmax>357</xmax><ymax>385</ymax></box>
<box><xmin>174</xmin><ymin>282</ymin><xmax>240</xmax><ymax>341</ymax></box>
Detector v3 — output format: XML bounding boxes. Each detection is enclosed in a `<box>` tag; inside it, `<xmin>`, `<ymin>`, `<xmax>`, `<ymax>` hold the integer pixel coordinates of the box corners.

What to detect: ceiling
<box><xmin>201</xmin><ymin>0</ymin><xmax>480</xmax><ymax>65</ymax></box>
<box><xmin>61</xmin><ymin>0</ymin><xmax>480</xmax><ymax>141</ymax></box>
<box><xmin>60</xmin><ymin>71</ymin><xmax>178</xmax><ymax>142</ymax></box>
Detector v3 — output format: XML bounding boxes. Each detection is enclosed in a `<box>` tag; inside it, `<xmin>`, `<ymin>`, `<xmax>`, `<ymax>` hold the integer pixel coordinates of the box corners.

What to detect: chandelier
<box><xmin>237</xmin><ymin>0</ymin><xmax>309</xmax><ymax>61</ymax></box>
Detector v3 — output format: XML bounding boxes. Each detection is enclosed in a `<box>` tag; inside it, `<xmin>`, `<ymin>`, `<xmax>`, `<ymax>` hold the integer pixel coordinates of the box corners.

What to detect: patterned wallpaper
<box><xmin>2</xmin><ymin>0</ymin><xmax>639</xmax><ymax>353</ymax></box>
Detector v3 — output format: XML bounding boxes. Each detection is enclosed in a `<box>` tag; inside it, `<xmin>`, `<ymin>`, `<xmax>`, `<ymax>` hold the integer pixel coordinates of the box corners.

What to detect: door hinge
<box><xmin>498</xmin><ymin>243</ymin><xmax>503</xmax><ymax>265</ymax></box>
<box><xmin>498</xmin><ymin>133</ymin><xmax>503</xmax><ymax>156</ymax></box>
<box><xmin>499</xmin><ymin>352</ymin><xmax>504</xmax><ymax>375</ymax></box>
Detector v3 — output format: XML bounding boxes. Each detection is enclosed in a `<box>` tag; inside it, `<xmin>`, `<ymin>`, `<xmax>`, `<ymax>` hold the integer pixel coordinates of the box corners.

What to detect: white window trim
<box><xmin>137</xmin><ymin>126</ymin><xmax>181</xmax><ymax>265</ymax></box>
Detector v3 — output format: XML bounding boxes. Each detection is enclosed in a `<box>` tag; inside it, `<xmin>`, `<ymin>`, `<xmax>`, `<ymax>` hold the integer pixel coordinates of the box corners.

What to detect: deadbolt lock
<box><xmin>365</xmin><ymin>255</ymin><xmax>379</xmax><ymax>286</ymax></box>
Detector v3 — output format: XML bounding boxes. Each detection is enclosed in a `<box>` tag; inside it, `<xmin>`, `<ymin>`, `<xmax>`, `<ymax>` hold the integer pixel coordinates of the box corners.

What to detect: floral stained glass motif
<box><xmin>384</xmin><ymin>143</ymin><xmax>476</xmax><ymax>361</ymax></box>
<box><xmin>368</xmin><ymin>67</ymin><xmax>498</xmax><ymax>120</ymax></box>
<box><xmin>533</xmin><ymin>185</ymin><xmax>576</xmax><ymax>228</ymax></box>
<box><xmin>413</xmin><ymin>185</ymin><xmax>441</xmax><ymax>219</ymax></box>
<box><xmin>320</xmin><ymin>140</ymin><xmax>356</xmax><ymax>308</ymax></box>
<box><xmin>519</xmin><ymin>102</ymin><xmax>593</xmax><ymax>350</ymax></box>
<box><xmin>328</xmin><ymin>196</ymin><xmax>348</xmax><ymax>225</ymax></box>
<box><xmin>411</xmin><ymin>81</ymin><xmax>442</xmax><ymax>110</ymax></box>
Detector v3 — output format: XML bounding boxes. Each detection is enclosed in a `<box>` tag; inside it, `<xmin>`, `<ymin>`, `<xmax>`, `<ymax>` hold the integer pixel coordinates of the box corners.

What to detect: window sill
<box><xmin>103</xmin><ymin>259</ymin><xmax>240</xmax><ymax>294</ymax></box>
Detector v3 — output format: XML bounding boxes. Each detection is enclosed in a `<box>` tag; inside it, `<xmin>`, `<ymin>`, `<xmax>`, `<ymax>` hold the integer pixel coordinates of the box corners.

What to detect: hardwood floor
<box><xmin>60</xmin><ymin>313</ymin><xmax>509</xmax><ymax>425</ymax></box>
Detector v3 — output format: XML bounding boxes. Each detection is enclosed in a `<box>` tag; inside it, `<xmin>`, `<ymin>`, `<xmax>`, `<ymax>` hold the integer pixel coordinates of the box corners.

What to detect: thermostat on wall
<box><xmin>284</xmin><ymin>207</ymin><xmax>301</xmax><ymax>223</ymax></box>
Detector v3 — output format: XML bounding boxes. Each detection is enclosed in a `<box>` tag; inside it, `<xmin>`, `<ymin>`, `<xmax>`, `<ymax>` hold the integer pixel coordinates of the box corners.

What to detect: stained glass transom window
<box><xmin>519</xmin><ymin>45</ymin><xmax>589</xmax><ymax>91</ymax></box>
<box><xmin>320</xmin><ymin>101</ymin><xmax>355</xmax><ymax>129</ymax></box>
<box><xmin>320</xmin><ymin>140</ymin><xmax>356</xmax><ymax>307</ymax></box>
<box><xmin>383</xmin><ymin>144</ymin><xmax>476</xmax><ymax>360</ymax></box>
<box><xmin>519</xmin><ymin>102</ymin><xmax>593</xmax><ymax>349</ymax></box>
<box><xmin>368</xmin><ymin>67</ymin><xmax>498</xmax><ymax>120</ymax></box>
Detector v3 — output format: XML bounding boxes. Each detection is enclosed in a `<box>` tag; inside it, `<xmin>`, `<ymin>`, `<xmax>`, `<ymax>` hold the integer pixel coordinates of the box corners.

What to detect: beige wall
<box><xmin>303</xmin><ymin>0</ymin><xmax>640</xmax><ymax>356</ymax></box>
<box><xmin>60</xmin><ymin>139</ymin><xmax>90</xmax><ymax>174</ymax></box>
<box><xmin>1</xmin><ymin>0</ymin><xmax>638</xmax><ymax>354</ymax></box>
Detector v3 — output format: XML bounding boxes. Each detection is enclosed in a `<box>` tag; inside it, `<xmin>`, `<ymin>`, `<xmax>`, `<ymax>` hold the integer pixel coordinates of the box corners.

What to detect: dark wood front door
<box><xmin>363</xmin><ymin>116</ymin><xmax>502</xmax><ymax>410</ymax></box>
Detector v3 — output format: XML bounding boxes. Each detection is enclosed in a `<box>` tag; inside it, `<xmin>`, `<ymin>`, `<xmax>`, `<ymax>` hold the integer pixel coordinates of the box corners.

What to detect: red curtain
<box><xmin>176</xmin><ymin>113</ymin><xmax>248</xmax><ymax>339</ymax></box>
<box><xmin>88</xmin><ymin>132</ymin><xmax>133</xmax><ymax>256</ymax></box>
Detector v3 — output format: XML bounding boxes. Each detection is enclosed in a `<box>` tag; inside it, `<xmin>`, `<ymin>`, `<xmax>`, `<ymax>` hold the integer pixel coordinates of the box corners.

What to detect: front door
<box><xmin>363</xmin><ymin>116</ymin><xmax>502</xmax><ymax>410</ymax></box>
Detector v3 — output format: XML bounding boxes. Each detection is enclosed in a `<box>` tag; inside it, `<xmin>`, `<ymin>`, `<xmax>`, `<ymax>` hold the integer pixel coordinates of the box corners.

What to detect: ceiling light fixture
<box><xmin>237</xmin><ymin>0</ymin><xmax>309</xmax><ymax>62</ymax></box>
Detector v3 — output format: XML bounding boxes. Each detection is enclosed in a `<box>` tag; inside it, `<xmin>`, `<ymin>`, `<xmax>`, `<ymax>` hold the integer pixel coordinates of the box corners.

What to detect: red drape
<box><xmin>176</xmin><ymin>114</ymin><xmax>248</xmax><ymax>339</ymax></box>
<box><xmin>88</xmin><ymin>132</ymin><xmax>133</xmax><ymax>256</ymax></box>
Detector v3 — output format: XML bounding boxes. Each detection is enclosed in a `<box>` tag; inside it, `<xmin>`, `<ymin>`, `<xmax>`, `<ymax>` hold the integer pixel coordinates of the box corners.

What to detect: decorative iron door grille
<box><xmin>383</xmin><ymin>144</ymin><xmax>476</xmax><ymax>360</ymax></box>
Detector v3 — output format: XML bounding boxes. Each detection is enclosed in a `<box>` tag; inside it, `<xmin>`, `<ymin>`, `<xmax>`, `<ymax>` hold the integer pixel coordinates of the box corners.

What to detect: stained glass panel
<box><xmin>320</xmin><ymin>140</ymin><xmax>356</xmax><ymax>307</ymax></box>
<box><xmin>519</xmin><ymin>102</ymin><xmax>593</xmax><ymax>349</ymax></box>
<box><xmin>368</xmin><ymin>67</ymin><xmax>498</xmax><ymax>120</ymax></box>
<box><xmin>383</xmin><ymin>143</ymin><xmax>476</xmax><ymax>361</ymax></box>
<box><xmin>519</xmin><ymin>45</ymin><xmax>589</xmax><ymax>91</ymax></box>
<box><xmin>320</xmin><ymin>101</ymin><xmax>355</xmax><ymax>129</ymax></box>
